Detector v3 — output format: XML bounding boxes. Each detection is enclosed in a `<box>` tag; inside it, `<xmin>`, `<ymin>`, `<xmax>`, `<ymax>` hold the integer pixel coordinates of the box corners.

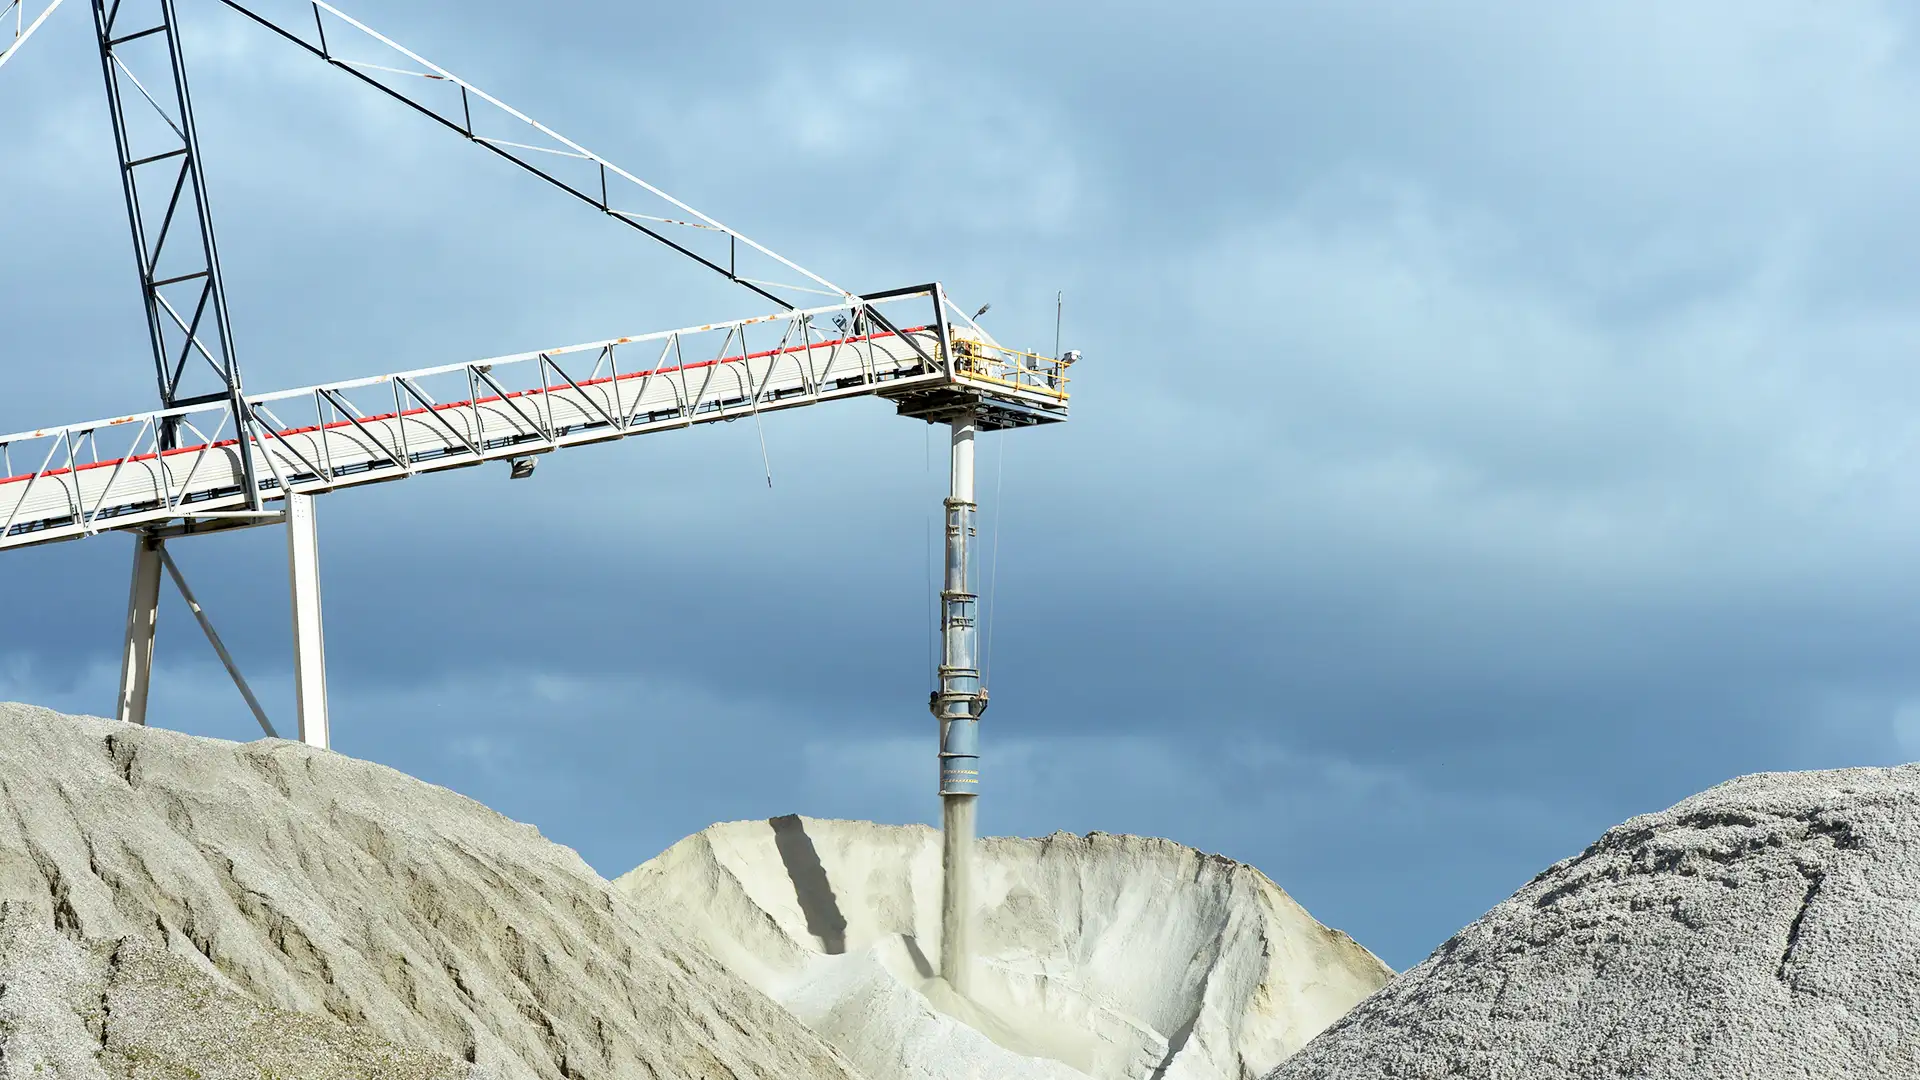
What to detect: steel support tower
<box><xmin>89</xmin><ymin>0</ymin><xmax>321</xmax><ymax>741</ymax></box>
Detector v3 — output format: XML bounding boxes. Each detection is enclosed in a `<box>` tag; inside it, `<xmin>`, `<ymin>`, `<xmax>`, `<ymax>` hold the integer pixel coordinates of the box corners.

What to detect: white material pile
<box><xmin>617</xmin><ymin>815</ymin><xmax>1393</xmax><ymax>1080</ymax></box>
<box><xmin>1270</xmin><ymin>765</ymin><xmax>1920</xmax><ymax>1079</ymax></box>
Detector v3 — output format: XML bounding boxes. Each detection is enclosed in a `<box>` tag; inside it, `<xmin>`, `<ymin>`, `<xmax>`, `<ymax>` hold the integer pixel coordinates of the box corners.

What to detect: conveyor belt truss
<box><xmin>0</xmin><ymin>287</ymin><xmax>1071</xmax><ymax>551</ymax></box>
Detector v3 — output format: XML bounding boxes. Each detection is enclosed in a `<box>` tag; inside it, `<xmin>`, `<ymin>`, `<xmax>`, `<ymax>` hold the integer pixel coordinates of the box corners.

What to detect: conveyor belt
<box><xmin>0</xmin><ymin>292</ymin><xmax>1069</xmax><ymax>550</ymax></box>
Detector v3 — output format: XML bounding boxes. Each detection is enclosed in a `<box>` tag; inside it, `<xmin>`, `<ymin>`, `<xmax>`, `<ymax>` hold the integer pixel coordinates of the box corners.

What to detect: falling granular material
<box><xmin>1268</xmin><ymin>765</ymin><xmax>1920</xmax><ymax>1080</ymax></box>
<box><xmin>618</xmin><ymin>815</ymin><xmax>1393</xmax><ymax>1080</ymax></box>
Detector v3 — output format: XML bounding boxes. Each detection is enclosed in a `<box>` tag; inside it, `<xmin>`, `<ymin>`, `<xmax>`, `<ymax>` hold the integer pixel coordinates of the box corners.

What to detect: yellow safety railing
<box><xmin>948</xmin><ymin>336</ymin><xmax>1073</xmax><ymax>401</ymax></box>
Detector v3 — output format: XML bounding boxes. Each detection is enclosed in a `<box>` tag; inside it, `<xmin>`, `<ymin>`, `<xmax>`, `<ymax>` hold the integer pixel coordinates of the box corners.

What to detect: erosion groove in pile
<box><xmin>618</xmin><ymin>815</ymin><xmax>1393</xmax><ymax>1080</ymax></box>
<box><xmin>0</xmin><ymin>702</ymin><xmax>857</xmax><ymax>1080</ymax></box>
<box><xmin>1270</xmin><ymin>765</ymin><xmax>1920</xmax><ymax>1080</ymax></box>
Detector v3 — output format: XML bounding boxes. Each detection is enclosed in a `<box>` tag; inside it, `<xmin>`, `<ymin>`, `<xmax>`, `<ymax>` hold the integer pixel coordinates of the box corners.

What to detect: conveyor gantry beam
<box><xmin>0</xmin><ymin>287</ymin><xmax>1071</xmax><ymax>552</ymax></box>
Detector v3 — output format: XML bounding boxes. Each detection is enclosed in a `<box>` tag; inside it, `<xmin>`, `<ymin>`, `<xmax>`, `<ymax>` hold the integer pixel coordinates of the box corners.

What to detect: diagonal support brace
<box><xmin>156</xmin><ymin>544</ymin><xmax>277</xmax><ymax>738</ymax></box>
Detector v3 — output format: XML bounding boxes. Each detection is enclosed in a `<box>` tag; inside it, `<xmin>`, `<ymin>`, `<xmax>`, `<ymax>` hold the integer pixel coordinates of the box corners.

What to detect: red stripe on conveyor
<box><xmin>0</xmin><ymin>327</ymin><xmax>928</xmax><ymax>490</ymax></box>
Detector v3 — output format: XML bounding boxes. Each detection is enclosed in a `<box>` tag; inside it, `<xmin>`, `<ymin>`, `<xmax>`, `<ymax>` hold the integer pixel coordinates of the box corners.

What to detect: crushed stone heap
<box><xmin>617</xmin><ymin>815</ymin><xmax>1392</xmax><ymax>1080</ymax></box>
<box><xmin>0</xmin><ymin>702</ymin><xmax>858</xmax><ymax>1080</ymax></box>
<box><xmin>1270</xmin><ymin>765</ymin><xmax>1920</xmax><ymax>1080</ymax></box>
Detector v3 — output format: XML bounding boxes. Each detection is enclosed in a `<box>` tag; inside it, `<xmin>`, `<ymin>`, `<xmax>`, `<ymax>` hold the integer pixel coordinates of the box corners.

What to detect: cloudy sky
<box><xmin>7</xmin><ymin>0</ymin><xmax>1920</xmax><ymax>969</ymax></box>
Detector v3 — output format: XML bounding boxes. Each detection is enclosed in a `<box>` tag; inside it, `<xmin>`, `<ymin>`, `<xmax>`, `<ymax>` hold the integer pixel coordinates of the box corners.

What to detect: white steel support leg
<box><xmin>935</xmin><ymin>417</ymin><xmax>983</xmax><ymax>995</ymax></box>
<box><xmin>286</xmin><ymin>493</ymin><xmax>330</xmax><ymax>749</ymax></box>
<box><xmin>116</xmin><ymin>536</ymin><xmax>163</xmax><ymax>726</ymax></box>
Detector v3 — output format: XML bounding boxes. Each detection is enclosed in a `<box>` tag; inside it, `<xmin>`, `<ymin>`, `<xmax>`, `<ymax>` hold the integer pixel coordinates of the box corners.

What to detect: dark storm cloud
<box><xmin>6</xmin><ymin>0</ymin><xmax>1920</xmax><ymax>966</ymax></box>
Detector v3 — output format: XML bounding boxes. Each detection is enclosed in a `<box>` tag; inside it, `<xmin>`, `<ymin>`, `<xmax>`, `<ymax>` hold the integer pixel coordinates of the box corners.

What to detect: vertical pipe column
<box><xmin>286</xmin><ymin>493</ymin><xmax>330</xmax><ymax>749</ymax></box>
<box><xmin>934</xmin><ymin>416</ymin><xmax>985</xmax><ymax>994</ymax></box>
<box><xmin>117</xmin><ymin>536</ymin><xmax>163</xmax><ymax>726</ymax></box>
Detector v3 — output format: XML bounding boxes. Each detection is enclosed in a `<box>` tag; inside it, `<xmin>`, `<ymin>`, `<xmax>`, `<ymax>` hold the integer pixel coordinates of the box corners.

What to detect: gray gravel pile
<box><xmin>1270</xmin><ymin>764</ymin><xmax>1920</xmax><ymax>1080</ymax></box>
<box><xmin>0</xmin><ymin>702</ymin><xmax>858</xmax><ymax>1080</ymax></box>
